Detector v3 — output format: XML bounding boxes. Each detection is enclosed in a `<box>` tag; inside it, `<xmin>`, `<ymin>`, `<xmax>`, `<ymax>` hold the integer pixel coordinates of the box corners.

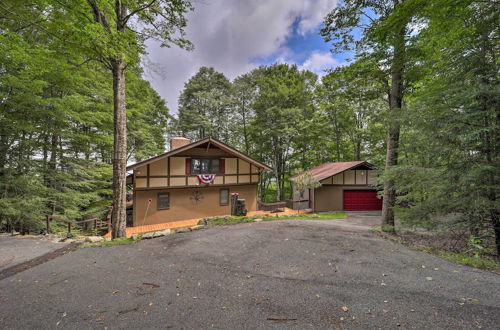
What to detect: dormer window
<box><xmin>192</xmin><ymin>158</ymin><xmax>220</xmax><ymax>174</ymax></box>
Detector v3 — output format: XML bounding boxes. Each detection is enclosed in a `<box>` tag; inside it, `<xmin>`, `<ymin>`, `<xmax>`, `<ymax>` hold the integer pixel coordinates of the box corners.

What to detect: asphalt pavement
<box><xmin>0</xmin><ymin>218</ymin><xmax>499</xmax><ymax>329</ymax></box>
<box><xmin>0</xmin><ymin>235</ymin><xmax>67</xmax><ymax>271</ymax></box>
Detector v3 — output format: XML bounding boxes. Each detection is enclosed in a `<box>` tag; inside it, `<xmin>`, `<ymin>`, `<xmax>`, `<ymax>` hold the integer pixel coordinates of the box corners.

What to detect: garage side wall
<box><xmin>314</xmin><ymin>185</ymin><xmax>374</xmax><ymax>212</ymax></box>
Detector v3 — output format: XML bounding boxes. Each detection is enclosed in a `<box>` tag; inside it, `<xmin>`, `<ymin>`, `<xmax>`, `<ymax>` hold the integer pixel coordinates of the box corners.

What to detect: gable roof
<box><xmin>126</xmin><ymin>137</ymin><xmax>273</xmax><ymax>172</ymax></box>
<box><xmin>289</xmin><ymin>161</ymin><xmax>376</xmax><ymax>182</ymax></box>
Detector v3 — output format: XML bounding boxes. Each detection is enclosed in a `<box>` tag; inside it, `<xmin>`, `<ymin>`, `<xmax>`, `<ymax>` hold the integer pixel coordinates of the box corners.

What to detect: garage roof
<box><xmin>289</xmin><ymin>161</ymin><xmax>376</xmax><ymax>182</ymax></box>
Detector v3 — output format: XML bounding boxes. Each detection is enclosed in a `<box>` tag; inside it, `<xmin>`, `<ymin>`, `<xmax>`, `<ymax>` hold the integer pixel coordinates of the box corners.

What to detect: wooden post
<box><xmin>46</xmin><ymin>215</ymin><xmax>50</xmax><ymax>234</ymax></box>
<box><xmin>67</xmin><ymin>222</ymin><xmax>72</xmax><ymax>234</ymax></box>
<box><xmin>94</xmin><ymin>219</ymin><xmax>97</xmax><ymax>230</ymax></box>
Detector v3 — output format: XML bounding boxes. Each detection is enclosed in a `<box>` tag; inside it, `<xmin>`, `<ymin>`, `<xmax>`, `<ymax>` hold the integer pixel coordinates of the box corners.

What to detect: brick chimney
<box><xmin>170</xmin><ymin>137</ymin><xmax>190</xmax><ymax>150</ymax></box>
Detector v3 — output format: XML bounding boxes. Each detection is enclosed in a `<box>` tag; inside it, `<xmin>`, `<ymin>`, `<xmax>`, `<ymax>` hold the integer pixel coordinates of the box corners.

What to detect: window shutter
<box><xmin>185</xmin><ymin>158</ymin><xmax>192</xmax><ymax>175</ymax></box>
<box><xmin>220</xmin><ymin>158</ymin><xmax>225</xmax><ymax>174</ymax></box>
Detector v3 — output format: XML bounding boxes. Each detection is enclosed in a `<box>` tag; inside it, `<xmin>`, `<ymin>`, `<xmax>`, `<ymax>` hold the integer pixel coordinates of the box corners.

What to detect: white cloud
<box><xmin>299</xmin><ymin>51</ymin><xmax>341</xmax><ymax>75</ymax></box>
<box><xmin>144</xmin><ymin>0</ymin><xmax>337</xmax><ymax>114</ymax></box>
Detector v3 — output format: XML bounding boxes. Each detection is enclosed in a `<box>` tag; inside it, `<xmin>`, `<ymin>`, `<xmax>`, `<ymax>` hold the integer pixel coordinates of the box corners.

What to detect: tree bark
<box><xmin>381</xmin><ymin>8</ymin><xmax>405</xmax><ymax>228</ymax></box>
<box><xmin>111</xmin><ymin>59</ymin><xmax>127</xmax><ymax>238</ymax></box>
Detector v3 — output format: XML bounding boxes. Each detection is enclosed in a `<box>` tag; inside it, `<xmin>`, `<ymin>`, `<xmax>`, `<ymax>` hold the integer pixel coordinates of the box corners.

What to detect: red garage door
<box><xmin>343</xmin><ymin>190</ymin><xmax>382</xmax><ymax>211</ymax></box>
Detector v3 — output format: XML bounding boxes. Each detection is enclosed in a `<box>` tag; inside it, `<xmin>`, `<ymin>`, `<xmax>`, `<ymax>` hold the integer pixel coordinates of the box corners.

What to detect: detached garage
<box><xmin>290</xmin><ymin>161</ymin><xmax>381</xmax><ymax>212</ymax></box>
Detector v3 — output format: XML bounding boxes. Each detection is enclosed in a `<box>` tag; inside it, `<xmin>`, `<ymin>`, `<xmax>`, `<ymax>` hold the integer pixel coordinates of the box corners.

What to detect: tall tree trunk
<box><xmin>381</xmin><ymin>13</ymin><xmax>405</xmax><ymax>228</ymax></box>
<box><xmin>111</xmin><ymin>59</ymin><xmax>127</xmax><ymax>238</ymax></box>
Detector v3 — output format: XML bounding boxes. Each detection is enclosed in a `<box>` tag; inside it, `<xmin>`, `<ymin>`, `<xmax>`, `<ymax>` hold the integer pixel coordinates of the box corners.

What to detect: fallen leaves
<box><xmin>267</xmin><ymin>317</ymin><xmax>297</xmax><ymax>321</ymax></box>
<box><xmin>341</xmin><ymin>306</ymin><xmax>349</xmax><ymax>312</ymax></box>
<box><xmin>142</xmin><ymin>282</ymin><xmax>160</xmax><ymax>288</ymax></box>
<box><xmin>426</xmin><ymin>277</ymin><xmax>433</xmax><ymax>281</ymax></box>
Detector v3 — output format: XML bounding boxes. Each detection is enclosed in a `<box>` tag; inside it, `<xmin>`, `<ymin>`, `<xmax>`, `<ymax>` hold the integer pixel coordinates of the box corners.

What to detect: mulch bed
<box><xmin>378</xmin><ymin>229</ymin><xmax>498</xmax><ymax>258</ymax></box>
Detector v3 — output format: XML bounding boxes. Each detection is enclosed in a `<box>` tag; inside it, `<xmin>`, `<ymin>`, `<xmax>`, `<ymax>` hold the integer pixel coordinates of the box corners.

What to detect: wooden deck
<box><xmin>104</xmin><ymin>218</ymin><xmax>200</xmax><ymax>238</ymax></box>
<box><xmin>247</xmin><ymin>207</ymin><xmax>311</xmax><ymax>217</ymax></box>
<box><xmin>104</xmin><ymin>208</ymin><xmax>310</xmax><ymax>238</ymax></box>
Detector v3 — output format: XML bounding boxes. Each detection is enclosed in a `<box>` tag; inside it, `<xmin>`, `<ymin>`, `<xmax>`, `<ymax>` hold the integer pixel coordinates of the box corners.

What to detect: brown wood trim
<box><xmin>321</xmin><ymin>184</ymin><xmax>371</xmax><ymax>187</ymax></box>
<box><xmin>136</xmin><ymin>173</ymin><xmax>252</xmax><ymax>179</ymax></box>
<box><xmin>136</xmin><ymin>175</ymin><xmax>167</xmax><ymax>178</ymax></box>
<box><xmin>134</xmin><ymin>182</ymin><xmax>258</xmax><ymax>191</ymax></box>
<box><xmin>342</xmin><ymin>172</ymin><xmax>345</xmax><ymax>185</ymax></box>
<box><xmin>147</xmin><ymin>164</ymin><xmax>150</xmax><ymax>188</ymax></box>
<box><xmin>223</xmin><ymin>173</ymin><xmax>226</xmax><ymax>184</ymax></box>
<box><xmin>366</xmin><ymin>170</ymin><xmax>368</xmax><ymax>185</ymax></box>
<box><xmin>132</xmin><ymin>172</ymin><xmax>136</xmax><ymax>226</ymax></box>
<box><xmin>167</xmin><ymin>157</ymin><xmax>171</xmax><ymax>187</ymax></box>
<box><xmin>237</xmin><ymin>159</ymin><xmax>239</xmax><ymax>184</ymax></box>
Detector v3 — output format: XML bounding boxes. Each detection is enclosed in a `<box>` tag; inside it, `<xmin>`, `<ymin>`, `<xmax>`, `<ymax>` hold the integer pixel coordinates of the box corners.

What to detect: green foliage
<box><xmin>466</xmin><ymin>236</ymin><xmax>489</xmax><ymax>259</ymax></box>
<box><xmin>265</xmin><ymin>212</ymin><xmax>346</xmax><ymax>220</ymax></box>
<box><xmin>293</xmin><ymin>172</ymin><xmax>321</xmax><ymax>201</ymax></box>
<box><xmin>382</xmin><ymin>224</ymin><xmax>395</xmax><ymax>233</ymax></box>
<box><xmin>201</xmin><ymin>212</ymin><xmax>346</xmax><ymax>227</ymax></box>
<box><xmin>388</xmin><ymin>0</ymin><xmax>499</xmax><ymax>252</ymax></box>
<box><xmin>79</xmin><ymin>237</ymin><xmax>138</xmax><ymax>249</ymax></box>
<box><xmin>0</xmin><ymin>3</ymin><xmax>175</xmax><ymax>233</ymax></box>
<box><xmin>201</xmin><ymin>216</ymin><xmax>255</xmax><ymax>226</ymax></box>
<box><xmin>441</xmin><ymin>253</ymin><xmax>499</xmax><ymax>272</ymax></box>
<box><xmin>0</xmin><ymin>174</ymin><xmax>47</xmax><ymax>233</ymax></box>
<box><xmin>176</xmin><ymin>67</ymin><xmax>233</xmax><ymax>141</ymax></box>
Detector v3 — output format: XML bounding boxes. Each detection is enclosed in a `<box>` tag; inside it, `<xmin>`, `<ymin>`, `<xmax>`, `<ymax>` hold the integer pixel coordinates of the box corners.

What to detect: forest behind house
<box><xmin>0</xmin><ymin>1</ymin><xmax>498</xmax><ymax>255</ymax></box>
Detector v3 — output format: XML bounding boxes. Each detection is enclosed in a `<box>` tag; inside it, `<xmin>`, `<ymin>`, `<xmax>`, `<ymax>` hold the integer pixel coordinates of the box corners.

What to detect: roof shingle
<box><xmin>290</xmin><ymin>161</ymin><xmax>374</xmax><ymax>182</ymax></box>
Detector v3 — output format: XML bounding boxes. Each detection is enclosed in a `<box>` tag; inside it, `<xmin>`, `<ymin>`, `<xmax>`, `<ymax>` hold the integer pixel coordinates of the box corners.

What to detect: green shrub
<box><xmin>381</xmin><ymin>224</ymin><xmax>395</xmax><ymax>233</ymax></box>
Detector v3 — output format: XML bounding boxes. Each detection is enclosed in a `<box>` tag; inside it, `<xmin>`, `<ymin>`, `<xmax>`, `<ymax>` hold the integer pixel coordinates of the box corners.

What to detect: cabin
<box><xmin>126</xmin><ymin>137</ymin><xmax>272</xmax><ymax>226</ymax></box>
<box><xmin>290</xmin><ymin>161</ymin><xmax>381</xmax><ymax>212</ymax></box>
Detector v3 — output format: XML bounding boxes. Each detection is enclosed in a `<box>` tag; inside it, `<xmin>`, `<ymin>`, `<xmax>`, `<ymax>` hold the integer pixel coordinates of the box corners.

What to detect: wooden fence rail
<box><xmin>44</xmin><ymin>213</ymin><xmax>111</xmax><ymax>234</ymax></box>
<box><xmin>257</xmin><ymin>201</ymin><xmax>286</xmax><ymax>212</ymax></box>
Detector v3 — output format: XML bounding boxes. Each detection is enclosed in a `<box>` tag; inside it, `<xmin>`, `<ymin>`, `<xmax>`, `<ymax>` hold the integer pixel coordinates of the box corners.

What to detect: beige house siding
<box><xmin>134</xmin><ymin>184</ymin><xmax>258</xmax><ymax>226</ymax></box>
<box><xmin>225</xmin><ymin>158</ymin><xmax>237</xmax><ymax>174</ymax></box>
<box><xmin>150</xmin><ymin>177</ymin><xmax>168</xmax><ymax>187</ymax></box>
<box><xmin>368</xmin><ymin>171</ymin><xmax>377</xmax><ymax>185</ymax></box>
<box><xmin>150</xmin><ymin>158</ymin><xmax>168</xmax><ymax>176</ymax></box>
<box><xmin>170</xmin><ymin>157</ymin><xmax>186</xmax><ymax>175</ymax></box>
<box><xmin>332</xmin><ymin>174</ymin><xmax>343</xmax><ymax>184</ymax></box>
<box><xmin>238</xmin><ymin>159</ymin><xmax>250</xmax><ymax>173</ymax></box>
<box><xmin>344</xmin><ymin>170</ymin><xmax>355</xmax><ymax>184</ymax></box>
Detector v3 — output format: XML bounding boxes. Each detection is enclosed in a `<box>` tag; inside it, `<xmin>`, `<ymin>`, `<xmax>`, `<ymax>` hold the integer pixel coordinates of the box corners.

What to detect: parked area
<box><xmin>0</xmin><ymin>235</ymin><xmax>67</xmax><ymax>271</ymax></box>
<box><xmin>1</xmin><ymin>216</ymin><xmax>498</xmax><ymax>329</ymax></box>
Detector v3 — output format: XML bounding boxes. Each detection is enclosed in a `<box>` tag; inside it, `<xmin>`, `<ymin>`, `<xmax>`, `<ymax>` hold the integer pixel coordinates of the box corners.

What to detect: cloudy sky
<box><xmin>145</xmin><ymin>0</ymin><xmax>348</xmax><ymax>114</ymax></box>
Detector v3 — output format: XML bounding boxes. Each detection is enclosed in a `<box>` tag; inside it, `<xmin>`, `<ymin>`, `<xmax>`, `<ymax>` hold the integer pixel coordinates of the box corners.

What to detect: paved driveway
<box><xmin>0</xmin><ymin>219</ymin><xmax>499</xmax><ymax>329</ymax></box>
<box><xmin>0</xmin><ymin>235</ymin><xmax>66</xmax><ymax>271</ymax></box>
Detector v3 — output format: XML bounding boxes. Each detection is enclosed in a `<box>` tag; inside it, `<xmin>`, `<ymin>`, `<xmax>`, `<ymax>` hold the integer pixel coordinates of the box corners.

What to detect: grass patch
<box><xmin>202</xmin><ymin>216</ymin><xmax>255</xmax><ymax>226</ymax></box>
<box><xmin>262</xmin><ymin>211</ymin><xmax>346</xmax><ymax>220</ymax></box>
<box><xmin>201</xmin><ymin>211</ymin><xmax>346</xmax><ymax>227</ymax></box>
<box><xmin>381</xmin><ymin>224</ymin><xmax>395</xmax><ymax>233</ymax></box>
<box><xmin>440</xmin><ymin>252</ymin><xmax>500</xmax><ymax>271</ymax></box>
<box><xmin>376</xmin><ymin>231</ymin><xmax>500</xmax><ymax>272</ymax></box>
<box><xmin>79</xmin><ymin>237</ymin><xmax>139</xmax><ymax>248</ymax></box>
<box><xmin>417</xmin><ymin>246</ymin><xmax>499</xmax><ymax>271</ymax></box>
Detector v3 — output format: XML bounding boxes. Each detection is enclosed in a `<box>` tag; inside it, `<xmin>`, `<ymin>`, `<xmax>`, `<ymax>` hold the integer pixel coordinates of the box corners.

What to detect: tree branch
<box><xmin>122</xmin><ymin>0</ymin><xmax>158</xmax><ymax>25</ymax></box>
